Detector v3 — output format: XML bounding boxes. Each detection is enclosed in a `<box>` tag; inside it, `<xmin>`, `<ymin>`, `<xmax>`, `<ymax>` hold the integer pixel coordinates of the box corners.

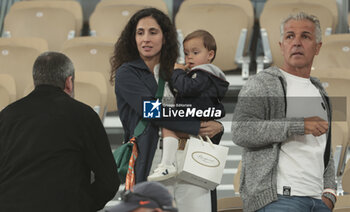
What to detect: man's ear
<box><xmin>279</xmin><ymin>41</ymin><xmax>283</xmax><ymax>55</ymax></box>
<box><xmin>315</xmin><ymin>42</ymin><xmax>322</xmax><ymax>55</ymax></box>
<box><xmin>64</xmin><ymin>76</ymin><xmax>73</xmax><ymax>96</ymax></box>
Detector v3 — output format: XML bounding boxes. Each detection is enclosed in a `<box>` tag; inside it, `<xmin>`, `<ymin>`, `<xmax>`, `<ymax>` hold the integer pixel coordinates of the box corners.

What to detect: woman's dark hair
<box><xmin>110</xmin><ymin>8</ymin><xmax>179</xmax><ymax>83</ymax></box>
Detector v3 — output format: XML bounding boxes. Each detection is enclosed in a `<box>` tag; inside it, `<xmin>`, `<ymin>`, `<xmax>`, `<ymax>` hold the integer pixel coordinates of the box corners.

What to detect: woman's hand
<box><xmin>199</xmin><ymin>121</ymin><xmax>223</xmax><ymax>138</ymax></box>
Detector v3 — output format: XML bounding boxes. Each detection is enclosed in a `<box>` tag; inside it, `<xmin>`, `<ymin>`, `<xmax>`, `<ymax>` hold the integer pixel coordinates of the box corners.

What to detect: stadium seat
<box><xmin>74</xmin><ymin>71</ymin><xmax>108</xmax><ymax>120</ymax></box>
<box><xmin>217</xmin><ymin>197</ymin><xmax>243</xmax><ymax>212</ymax></box>
<box><xmin>3</xmin><ymin>1</ymin><xmax>83</xmax><ymax>50</ymax></box>
<box><xmin>9</xmin><ymin>0</ymin><xmax>83</xmax><ymax>33</ymax></box>
<box><xmin>175</xmin><ymin>0</ymin><xmax>254</xmax><ymax>78</ymax></box>
<box><xmin>334</xmin><ymin>206</ymin><xmax>350</xmax><ymax>212</ymax></box>
<box><xmin>312</xmin><ymin>68</ymin><xmax>350</xmax><ymax>122</ymax></box>
<box><xmin>0</xmin><ymin>74</ymin><xmax>16</xmax><ymax>111</ymax></box>
<box><xmin>263</xmin><ymin>0</ymin><xmax>338</xmax><ymax>30</ymax></box>
<box><xmin>334</xmin><ymin>194</ymin><xmax>350</xmax><ymax>211</ymax></box>
<box><xmin>313</xmin><ymin>34</ymin><xmax>350</xmax><ymax>70</ymax></box>
<box><xmin>313</xmin><ymin>68</ymin><xmax>350</xmax><ymax>181</ymax></box>
<box><xmin>89</xmin><ymin>0</ymin><xmax>168</xmax><ymax>37</ymax></box>
<box><xmin>332</xmin><ymin>122</ymin><xmax>349</xmax><ymax>177</ymax></box>
<box><xmin>334</xmin><ymin>209</ymin><xmax>350</xmax><ymax>212</ymax></box>
<box><xmin>0</xmin><ymin>37</ymin><xmax>48</xmax><ymax>100</ymax></box>
<box><xmin>259</xmin><ymin>0</ymin><xmax>337</xmax><ymax>69</ymax></box>
<box><xmin>61</xmin><ymin>36</ymin><xmax>117</xmax><ymax>112</ymax></box>
<box><xmin>217</xmin><ymin>160</ymin><xmax>243</xmax><ymax>212</ymax></box>
<box><xmin>233</xmin><ymin>160</ymin><xmax>242</xmax><ymax>194</ymax></box>
<box><xmin>342</xmin><ymin>159</ymin><xmax>350</xmax><ymax>193</ymax></box>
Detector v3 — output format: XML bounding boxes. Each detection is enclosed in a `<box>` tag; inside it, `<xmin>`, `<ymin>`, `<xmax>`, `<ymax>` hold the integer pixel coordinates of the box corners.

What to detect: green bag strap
<box><xmin>155</xmin><ymin>77</ymin><xmax>165</xmax><ymax>99</ymax></box>
<box><xmin>133</xmin><ymin>77</ymin><xmax>165</xmax><ymax>138</ymax></box>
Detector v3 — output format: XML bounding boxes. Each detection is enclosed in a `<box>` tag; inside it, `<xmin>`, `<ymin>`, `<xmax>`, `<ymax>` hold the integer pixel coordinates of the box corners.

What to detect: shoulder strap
<box><xmin>133</xmin><ymin>77</ymin><xmax>165</xmax><ymax>138</ymax></box>
<box><xmin>156</xmin><ymin>77</ymin><xmax>165</xmax><ymax>99</ymax></box>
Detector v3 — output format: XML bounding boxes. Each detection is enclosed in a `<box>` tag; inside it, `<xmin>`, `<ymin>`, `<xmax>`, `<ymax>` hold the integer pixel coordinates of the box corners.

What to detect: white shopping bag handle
<box><xmin>198</xmin><ymin>135</ymin><xmax>215</xmax><ymax>149</ymax></box>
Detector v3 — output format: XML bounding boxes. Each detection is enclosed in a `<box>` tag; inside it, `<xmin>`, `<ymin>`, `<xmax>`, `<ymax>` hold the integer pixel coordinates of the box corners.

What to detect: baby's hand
<box><xmin>174</xmin><ymin>63</ymin><xmax>189</xmax><ymax>71</ymax></box>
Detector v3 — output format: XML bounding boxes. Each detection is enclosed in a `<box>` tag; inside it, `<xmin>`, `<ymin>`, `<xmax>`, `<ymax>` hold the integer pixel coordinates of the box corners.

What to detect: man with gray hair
<box><xmin>232</xmin><ymin>12</ymin><xmax>336</xmax><ymax>211</ymax></box>
<box><xmin>0</xmin><ymin>52</ymin><xmax>120</xmax><ymax>211</ymax></box>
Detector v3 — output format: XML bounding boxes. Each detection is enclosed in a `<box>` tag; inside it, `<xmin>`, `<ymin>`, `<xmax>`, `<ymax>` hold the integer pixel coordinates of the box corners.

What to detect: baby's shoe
<box><xmin>147</xmin><ymin>163</ymin><xmax>177</xmax><ymax>181</ymax></box>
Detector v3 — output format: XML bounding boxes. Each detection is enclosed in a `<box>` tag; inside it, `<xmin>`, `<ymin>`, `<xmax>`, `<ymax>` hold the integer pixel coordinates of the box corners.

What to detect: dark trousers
<box><xmin>210</xmin><ymin>130</ymin><xmax>223</xmax><ymax>212</ymax></box>
<box><xmin>211</xmin><ymin>189</ymin><xmax>217</xmax><ymax>212</ymax></box>
<box><xmin>134</xmin><ymin>126</ymin><xmax>159</xmax><ymax>183</ymax></box>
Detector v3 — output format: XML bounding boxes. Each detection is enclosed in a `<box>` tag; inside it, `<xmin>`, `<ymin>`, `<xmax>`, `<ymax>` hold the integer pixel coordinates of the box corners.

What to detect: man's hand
<box><xmin>174</xmin><ymin>63</ymin><xmax>189</xmax><ymax>71</ymax></box>
<box><xmin>322</xmin><ymin>196</ymin><xmax>333</xmax><ymax>210</ymax></box>
<box><xmin>304</xmin><ymin>116</ymin><xmax>328</xmax><ymax>137</ymax></box>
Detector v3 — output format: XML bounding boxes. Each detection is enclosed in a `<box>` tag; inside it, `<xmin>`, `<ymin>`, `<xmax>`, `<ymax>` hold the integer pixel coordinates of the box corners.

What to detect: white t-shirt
<box><xmin>277</xmin><ymin>70</ymin><xmax>328</xmax><ymax>199</ymax></box>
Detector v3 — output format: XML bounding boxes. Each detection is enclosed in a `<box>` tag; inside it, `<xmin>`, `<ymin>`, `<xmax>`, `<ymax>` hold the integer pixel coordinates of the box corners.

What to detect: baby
<box><xmin>148</xmin><ymin>30</ymin><xmax>229</xmax><ymax>181</ymax></box>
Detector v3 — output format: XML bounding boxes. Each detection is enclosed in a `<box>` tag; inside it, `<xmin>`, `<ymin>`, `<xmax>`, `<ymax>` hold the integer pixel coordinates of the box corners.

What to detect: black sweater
<box><xmin>0</xmin><ymin>85</ymin><xmax>119</xmax><ymax>212</ymax></box>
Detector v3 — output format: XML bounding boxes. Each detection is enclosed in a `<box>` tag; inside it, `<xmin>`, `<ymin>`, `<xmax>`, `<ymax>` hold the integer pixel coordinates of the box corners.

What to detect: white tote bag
<box><xmin>177</xmin><ymin>136</ymin><xmax>229</xmax><ymax>190</ymax></box>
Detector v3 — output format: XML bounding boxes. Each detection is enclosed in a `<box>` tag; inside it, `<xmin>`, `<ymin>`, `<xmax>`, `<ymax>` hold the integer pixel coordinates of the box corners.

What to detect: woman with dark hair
<box><xmin>110</xmin><ymin>8</ymin><xmax>178</xmax><ymax>83</ymax></box>
<box><xmin>110</xmin><ymin>7</ymin><xmax>222</xmax><ymax>211</ymax></box>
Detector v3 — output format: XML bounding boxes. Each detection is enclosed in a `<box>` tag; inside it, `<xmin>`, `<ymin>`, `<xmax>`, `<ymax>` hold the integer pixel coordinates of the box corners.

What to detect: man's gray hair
<box><xmin>280</xmin><ymin>12</ymin><xmax>322</xmax><ymax>43</ymax></box>
<box><xmin>33</xmin><ymin>51</ymin><xmax>75</xmax><ymax>89</ymax></box>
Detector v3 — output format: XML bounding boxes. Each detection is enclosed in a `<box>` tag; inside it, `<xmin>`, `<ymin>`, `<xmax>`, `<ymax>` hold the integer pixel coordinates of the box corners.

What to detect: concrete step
<box><xmin>223</xmin><ymin>168</ymin><xmax>237</xmax><ymax>175</ymax></box>
<box><xmin>216</xmin><ymin>185</ymin><xmax>236</xmax><ymax>198</ymax></box>
<box><xmin>221</xmin><ymin>173</ymin><xmax>236</xmax><ymax>185</ymax></box>
<box><xmin>221</xmin><ymin>133</ymin><xmax>233</xmax><ymax>141</ymax></box>
<box><xmin>220</xmin><ymin>140</ymin><xmax>236</xmax><ymax>147</ymax></box>
<box><xmin>228</xmin><ymin>146</ymin><xmax>243</xmax><ymax>156</ymax></box>
<box><xmin>224</xmin><ymin>157</ymin><xmax>241</xmax><ymax>169</ymax></box>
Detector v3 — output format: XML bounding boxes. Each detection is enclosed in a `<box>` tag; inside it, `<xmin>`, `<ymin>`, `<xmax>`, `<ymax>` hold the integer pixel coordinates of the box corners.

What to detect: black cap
<box><xmin>107</xmin><ymin>181</ymin><xmax>178</xmax><ymax>212</ymax></box>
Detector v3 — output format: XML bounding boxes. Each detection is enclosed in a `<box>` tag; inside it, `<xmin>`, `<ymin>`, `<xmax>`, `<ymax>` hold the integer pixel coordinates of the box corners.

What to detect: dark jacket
<box><xmin>172</xmin><ymin>64</ymin><xmax>229</xmax><ymax>119</ymax></box>
<box><xmin>0</xmin><ymin>85</ymin><xmax>120</xmax><ymax>212</ymax></box>
<box><xmin>172</xmin><ymin>64</ymin><xmax>229</xmax><ymax>144</ymax></box>
<box><xmin>115</xmin><ymin>59</ymin><xmax>200</xmax><ymax>183</ymax></box>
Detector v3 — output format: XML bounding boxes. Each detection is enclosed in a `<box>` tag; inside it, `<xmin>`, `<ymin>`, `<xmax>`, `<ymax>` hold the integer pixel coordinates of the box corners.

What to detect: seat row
<box><xmin>0</xmin><ymin>69</ymin><xmax>108</xmax><ymax>120</ymax></box>
<box><xmin>0</xmin><ymin>37</ymin><xmax>109</xmax><ymax>120</ymax></box>
<box><xmin>257</xmin><ymin>0</ymin><xmax>339</xmax><ymax>70</ymax></box>
<box><xmin>1</xmin><ymin>31</ymin><xmax>350</xmax><ymax>115</ymax></box>
<box><xmin>2</xmin><ymin>0</ymin><xmax>348</xmax><ymax>79</ymax></box>
<box><xmin>2</xmin><ymin>0</ymin><xmax>168</xmax><ymax>50</ymax></box>
<box><xmin>0</xmin><ymin>36</ymin><xmax>116</xmax><ymax>114</ymax></box>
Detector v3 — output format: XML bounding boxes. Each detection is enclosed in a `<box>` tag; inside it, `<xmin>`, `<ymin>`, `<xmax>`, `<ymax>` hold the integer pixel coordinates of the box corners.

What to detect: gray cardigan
<box><xmin>232</xmin><ymin>67</ymin><xmax>336</xmax><ymax>211</ymax></box>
